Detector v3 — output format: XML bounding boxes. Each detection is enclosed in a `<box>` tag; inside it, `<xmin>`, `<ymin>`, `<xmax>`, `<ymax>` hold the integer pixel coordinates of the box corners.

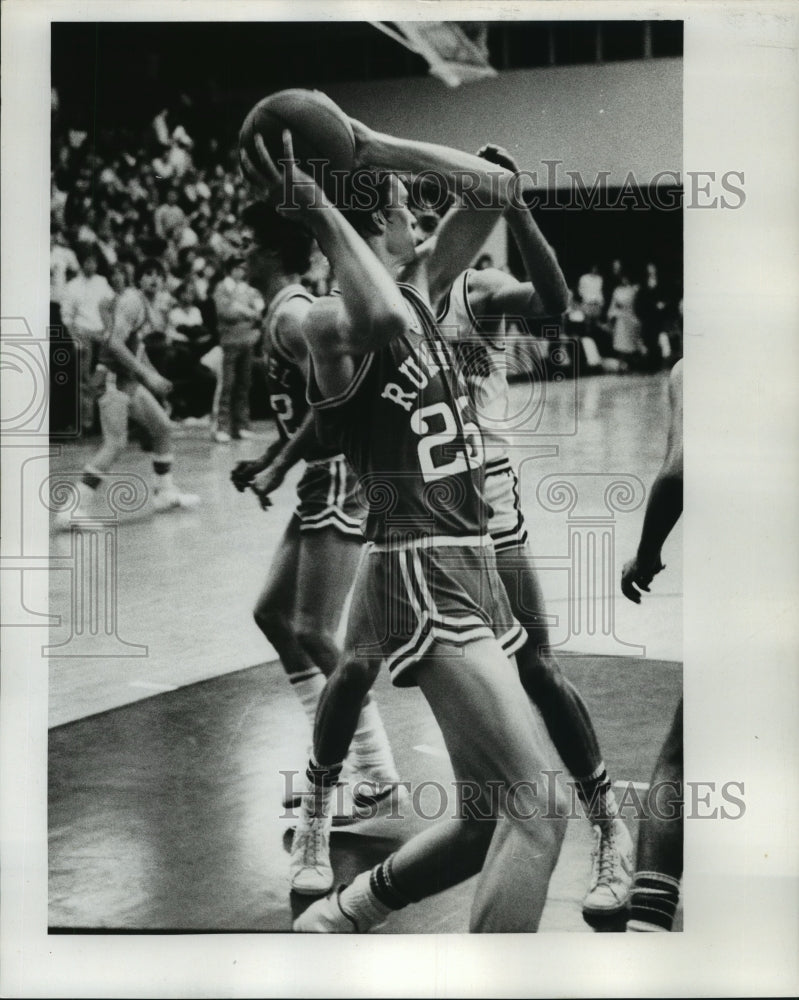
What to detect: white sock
<box><xmin>297</xmin><ymin>778</ymin><xmax>335</xmax><ymax>823</ymax></box>
<box><xmin>338</xmin><ymin>870</ymin><xmax>392</xmax><ymax>930</ymax></box>
<box><xmin>289</xmin><ymin>668</ymin><xmax>326</xmax><ymax>732</ymax></box>
<box><xmin>349</xmin><ymin>697</ymin><xmax>399</xmax><ymax>784</ymax></box>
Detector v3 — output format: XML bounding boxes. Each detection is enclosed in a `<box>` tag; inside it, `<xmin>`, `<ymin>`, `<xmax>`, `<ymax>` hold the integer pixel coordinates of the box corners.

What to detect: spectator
<box><xmin>577</xmin><ymin>262</ymin><xmax>605</xmax><ymax>325</ymax></box>
<box><xmin>607</xmin><ymin>271</ymin><xmax>644</xmax><ymax>370</ymax></box>
<box><xmin>50</xmin><ymin>222</ymin><xmax>79</xmax><ymax>327</ymax></box>
<box><xmin>212</xmin><ymin>256</ymin><xmax>264</xmax><ymax>442</ymax></box>
<box><xmin>154</xmin><ymin>187</ymin><xmax>187</xmax><ymax>242</ymax></box>
<box><xmin>60</xmin><ymin>244</ymin><xmax>115</xmax><ymax>433</ymax></box>
<box><xmin>634</xmin><ymin>262</ymin><xmax>670</xmax><ymax>371</ymax></box>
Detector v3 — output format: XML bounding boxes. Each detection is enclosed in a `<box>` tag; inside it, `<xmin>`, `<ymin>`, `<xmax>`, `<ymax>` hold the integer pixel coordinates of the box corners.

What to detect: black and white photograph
<box><xmin>1</xmin><ymin>1</ymin><xmax>797</xmax><ymax>997</ymax></box>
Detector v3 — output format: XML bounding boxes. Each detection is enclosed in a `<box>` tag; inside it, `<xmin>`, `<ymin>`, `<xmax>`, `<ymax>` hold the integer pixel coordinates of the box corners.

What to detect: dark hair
<box><xmin>335</xmin><ymin>169</ymin><xmax>396</xmax><ymax>237</ymax></box>
<box><xmin>75</xmin><ymin>241</ymin><xmax>99</xmax><ymax>266</ymax></box>
<box><xmin>239</xmin><ymin>200</ymin><xmax>313</xmax><ymax>276</ymax></box>
<box><xmin>135</xmin><ymin>257</ymin><xmax>165</xmax><ymax>283</ymax></box>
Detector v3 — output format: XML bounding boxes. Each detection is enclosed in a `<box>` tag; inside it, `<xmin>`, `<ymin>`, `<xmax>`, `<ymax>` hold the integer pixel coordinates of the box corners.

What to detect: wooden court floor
<box><xmin>48</xmin><ymin>371</ymin><xmax>683</xmax><ymax>933</ymax></box>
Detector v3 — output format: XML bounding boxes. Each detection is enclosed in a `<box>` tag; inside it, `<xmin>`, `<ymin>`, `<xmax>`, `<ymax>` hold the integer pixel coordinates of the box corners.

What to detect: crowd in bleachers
<box><xmin>49</xmin><ymin>96</ymin><xmax>332</xmax><ymax>437</ymax></box>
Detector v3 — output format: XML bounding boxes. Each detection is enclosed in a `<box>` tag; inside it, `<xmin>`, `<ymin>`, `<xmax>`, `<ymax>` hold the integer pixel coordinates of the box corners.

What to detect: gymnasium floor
<box><xmin>48</xmin><ymin>370</ymin><xmax>683</xmax><ymax>933</ymax></box>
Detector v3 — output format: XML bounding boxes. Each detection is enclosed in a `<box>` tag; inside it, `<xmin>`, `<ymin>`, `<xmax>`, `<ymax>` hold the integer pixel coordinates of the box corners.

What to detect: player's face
<box><xmin>239</xmin><ymin>226</ymin><xmax>279</xmax><ymax>289</ymax></box>
<box><xmin>383</xmin><ymin>178</ymin><xmax>418</xmax><ymax>263</ymax></box>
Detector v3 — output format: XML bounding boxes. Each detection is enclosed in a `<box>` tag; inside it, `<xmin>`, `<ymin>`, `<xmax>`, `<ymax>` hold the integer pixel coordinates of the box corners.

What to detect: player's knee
<box><xmin>253</xmin><ymin>600</ymin><xmax>293</xmax><ymax>646</ymax></box>
<box><xmin>334</xmin><ymin>653</ymin><xmax>380</xmax><ymax>699</ymax></box>
<box><xmin>295</xmin><ymin>625</ymin><xmax>339</xmax><ymax>675</ymax></box>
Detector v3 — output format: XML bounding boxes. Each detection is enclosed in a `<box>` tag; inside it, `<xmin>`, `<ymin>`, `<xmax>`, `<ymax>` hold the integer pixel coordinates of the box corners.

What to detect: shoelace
<box><xmin>593</xmin><ymin>829</ymin><xmax>621</xmax><ymax>885</ymax></box>
<box><xmin>299</xmin><ymin>823</ymin><xmax>328</xmax><ymax>868</ymax></box>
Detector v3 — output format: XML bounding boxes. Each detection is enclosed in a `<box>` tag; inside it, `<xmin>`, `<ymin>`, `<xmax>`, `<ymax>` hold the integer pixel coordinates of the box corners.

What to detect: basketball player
<box><xmin>242</xmin><ymin>124</ymin><xmax>568</xmax><ymax>933</ymax></box>
<box><xmin>621</xmin><ymin>359</ymin><xmax>683</xmax><ymax>931</ymax></box>
<box><xmin>55</xmin><ymin>258</ymin><xmax>199</xmax><ymax>529</ymax></box>
<box><xmin>431</xmin><ymin>145</ymin><xmax>634</xmax><ymax>919</ymax></box>
<box><xmin>276</xmin><ymin>138</ymin><xmax>633</xmax><ymax>917</ymax></box>
<box><xmin>229</xmin><ymin>201</ymin><xmax>403</xmax><ymax>833</ymax></box>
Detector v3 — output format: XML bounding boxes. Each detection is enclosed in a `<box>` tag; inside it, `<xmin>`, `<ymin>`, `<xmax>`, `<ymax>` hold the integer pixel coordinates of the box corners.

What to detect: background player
<box><xmin>433</xmin><ymin>145</ymin><xmax>634</xmax><ymax>920</ymax></box>
<box><xmin>55</xmin><ymin>258</ymin><xmax>199</xmax><ymax>528</ymax></box>
<box><xmin>621</xmin><ymin>358</ymin><xmax>683</xmax><ymax>931</ymax></box>
<box><xmin>242</xmin><ymin>122</ymin><xmax>568</xmax><ymax>933</ymax></box>
<box><xmin>229</xmin><ymin>201</ymin><xmax>402</xmax><ymax>836</ymax></box>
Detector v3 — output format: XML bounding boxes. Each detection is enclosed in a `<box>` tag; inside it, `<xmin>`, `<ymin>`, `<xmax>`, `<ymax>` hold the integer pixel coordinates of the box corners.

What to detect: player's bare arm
<box><xmin>469</xmin><ymin>145</ymin><xmax>568</xmax><ymax>323</ymax></box>
<box><xmin>104</xmin><ymin>293</ymin><xmax>172</xmax><ymax>398</ymax></box>
<box><xmin>241</xmin><ymin>130</ymin><xmax>409</xmax><ymax>397</ymax></box>
<box><xmin>621</xmin><ymin>360</ymin><xmax>684</xmax><ymax>603</ymax></box>
<box><xmin>350</xmin><ymin>122</ymin><xmax>517</xmax><ymax>303</ymax></box>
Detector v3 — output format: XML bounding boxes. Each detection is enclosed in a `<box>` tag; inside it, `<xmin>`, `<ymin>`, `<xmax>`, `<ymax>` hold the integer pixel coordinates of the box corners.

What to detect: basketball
<box><xmin>239</xmin><ymin>88</ymin><xmax>356</xmax><ymax>195</ymax></box>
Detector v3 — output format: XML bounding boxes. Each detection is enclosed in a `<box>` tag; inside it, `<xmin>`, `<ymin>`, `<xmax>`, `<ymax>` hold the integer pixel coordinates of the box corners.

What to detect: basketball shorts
<box><xmin>485</xmin><ymin>457</ymin><xmax>528</xmax><ymax>552</ymax></box>
<box><xmin>345</xmin><ymin>534</ymin><xmax>527</xmax><ymax>688</ymax></box>
<box><xmin>295</xmin><ymin>455</ymin><xmax>365</xmax><ymax>539</ymax></box>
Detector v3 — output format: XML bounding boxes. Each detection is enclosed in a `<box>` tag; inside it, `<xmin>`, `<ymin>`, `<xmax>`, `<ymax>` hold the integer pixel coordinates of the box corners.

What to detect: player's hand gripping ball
<box><xmin>239</xmin><ymin>89</ymin><xmax>356</xmax><ymax>198</ymax></box>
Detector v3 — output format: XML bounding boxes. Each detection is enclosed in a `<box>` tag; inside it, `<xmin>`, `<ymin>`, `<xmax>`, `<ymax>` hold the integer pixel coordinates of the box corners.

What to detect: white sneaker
<box><xmin>582</xmin><ymin>818</ymin><xmax>634</xmax><ymax>918</ymax></box>
<box><xmin>290</xmin><ymin>814</ymin><xmax>334</xmax><ymax>895</ymax></box>
<box><xmin>234</xmin><ymin>428</ymin><xmax>255</xmax><ymax>439</ymax></box>
<box><xmin>153</xmin><ymin>487</ymin><xmax>201</xmax><ymax>512</ymax></box>
<box><xmin>282</xmin><ymin>773</ymin><xmax>409</xmax><ymax>828</ymax></box>
<box><xmin>293</xmin><ymin>887</ymin><xmax>359</xmax><ymax>932</ymax></box>
<box><xmin>332</xmin><ymin>778</ymin><xmax>410</xmax><ymax>828</ymax></box>
<box><xmin>213</xmin><ymin>429</ymin><xmax>231</xmax><ymax>443</ymax></box>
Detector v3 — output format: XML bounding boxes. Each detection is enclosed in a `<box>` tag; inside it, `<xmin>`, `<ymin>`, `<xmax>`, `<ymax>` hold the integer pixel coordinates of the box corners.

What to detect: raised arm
<box><xmin>472</xmin><ymin>145</ymin><xmax>568</xmax><ymax>322</ymax></box>
<box><xmin>621</xmin><ymin>360</ymin><xmax>684</xmax><ymax>603</ymax></box>
<box><xmin>353</xmin><ymin>125</ymin><xmax>517</xmax><ymax>302</ymax></box>
<box><xmin>240</xmin><ymin>131</ymin><xmax>407</xmax><ymax>365</ymax></box>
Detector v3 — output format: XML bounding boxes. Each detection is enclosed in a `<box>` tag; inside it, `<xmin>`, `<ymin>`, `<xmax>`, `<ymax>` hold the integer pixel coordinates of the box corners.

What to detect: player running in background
<box><xmin>621</xmin><ymin>358</ymin><xmax>683</xmax><ymax>931</ymax></box>
<box><xmin>242</xmin><ymin>123</ymin><xmax>568</xmax><ymax>933</ymax></box>
<box><xmin>229</xmin><ymin>201</ymin><xmax>402</xmax><ymax>832</ymax></box>
<box><xmin>55</xmin><ymin>258</ymin><xmax>199</xmax><ymax>529</ymax></box>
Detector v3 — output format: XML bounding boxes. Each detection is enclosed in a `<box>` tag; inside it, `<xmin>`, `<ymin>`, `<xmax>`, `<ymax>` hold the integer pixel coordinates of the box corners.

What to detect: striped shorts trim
<box><xmin>485</xmin><ymin>464</ymin><xmax>529</xmax><ymax>552</ymax></box>
<box><xmin>295</xmin><ymin>455</ymin><xmax>365</xmax><ymax>538</ymax></box>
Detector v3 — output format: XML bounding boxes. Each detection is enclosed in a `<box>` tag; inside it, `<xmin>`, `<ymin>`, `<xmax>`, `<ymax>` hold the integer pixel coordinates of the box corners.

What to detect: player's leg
<box><xmin>296</xmin><ymin>637</ymin><xmax>567</xmax><ymax>931</ymax></box>
<box><xmin>129</xmin><ymin>385</ymin><xmax>200</xmax><ymax>510</ymax></box>
<box><xmin>55</xmin><ymin>378</ymin><xmax>129</xmax><ymax>529</ymax></box>
<box><xmin>496</xmin><ymin>537</ymin><xmax>633</xmax><ymax>917</ymax></box>
<box><xmin>252</xmin><ymin>513</ymin><xmax>322</xmax><ymax>729</ymax></box>
<box><xmin>293</xmin><ymin>459</ymin><xmax>400</xmax><ymax>791</ymax></box>
<box><xmin>289</xmin><ymin>549</ymin><xmax>403</xmax><ymax>894</ymax></box>
<box><xmin>628</xmin><ymin>698</ymin><xmax>683</xmax><ymax>931</ymax></box>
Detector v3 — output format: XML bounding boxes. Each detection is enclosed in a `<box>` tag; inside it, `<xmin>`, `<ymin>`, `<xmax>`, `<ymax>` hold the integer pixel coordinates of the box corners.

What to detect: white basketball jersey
<box><xmin>436</xmin><ymin>269</ymin><xmax>511</xmax><ymax>467</ymax></box>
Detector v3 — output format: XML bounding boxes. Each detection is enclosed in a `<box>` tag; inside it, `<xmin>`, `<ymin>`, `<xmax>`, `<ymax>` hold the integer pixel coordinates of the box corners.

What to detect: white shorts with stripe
<box><xmin>295</xmin><ymin>455</ymin><xmax>365</xmax><ymax>539</ymax></box>
<box><xmin>345</xmin><ymin>534</ymin><xmax>527</xmax><ymax>688</ymax></box>
<box><xmin>485</xmin><ymin>457</ymin><xmax>528</xmax><ymax>552</ymax></box>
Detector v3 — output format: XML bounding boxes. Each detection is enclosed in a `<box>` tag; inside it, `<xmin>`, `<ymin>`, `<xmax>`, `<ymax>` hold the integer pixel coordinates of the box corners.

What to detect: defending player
<box><xmin>621</xmin><ymin>359</ymin><xmax>684</xmax><ymax>931</ymax></box>
<box><xmin>433</xmin><ymin>145</ymin><xmax>634</xmax><ymax>919</ymax></box>
<box><xmin>54</xmin><ymin>258</ymin><xmax>199</xmax><ymax>529</ymax></box>
<box><xmin>242</xmin><ymin>124</ymin><xmax>568</xmax><ymax>933</ymax></box>
<box><xmin>229</xmin><ymin>201</ymin><xmax>402</xmax><ymax>830</ymax></box>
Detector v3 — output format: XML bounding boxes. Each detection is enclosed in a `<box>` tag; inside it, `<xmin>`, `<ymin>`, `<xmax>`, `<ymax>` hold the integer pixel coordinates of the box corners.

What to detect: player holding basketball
<box><xmin>55</xmin><ymin>258</ymin><xmax>199</xmax><ymax>528</ymax></box>
<box><xmin>242</xmin><ymin>120</ymin><xmax>568</xmax><ymax>933</ymax></box>
<box><xmin>229</xmin><ymin>200</ymin><xmax>403</xmax><ymax>826</ymax></box>
<box><xmin>621</xmin><ymin>359</ymin><xmax>683</xmax><ymax>931</ymax></box>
